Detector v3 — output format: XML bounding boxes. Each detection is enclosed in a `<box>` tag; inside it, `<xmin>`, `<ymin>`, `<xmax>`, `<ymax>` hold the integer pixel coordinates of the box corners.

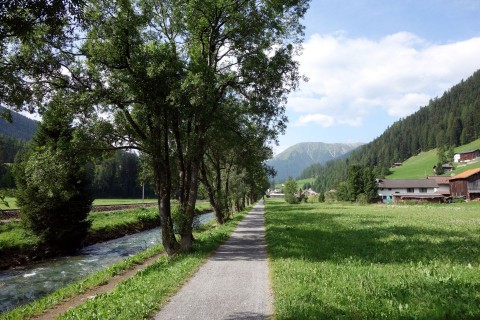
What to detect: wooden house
<box><xmin>453</xmin><ymin>149</ymin><xmax>480</xmax><ymax>163</ymax></box>
<box><xmin>449</xmin><ymin>168</ymin><xmax>480</xmax><ymax>201</ymax></box>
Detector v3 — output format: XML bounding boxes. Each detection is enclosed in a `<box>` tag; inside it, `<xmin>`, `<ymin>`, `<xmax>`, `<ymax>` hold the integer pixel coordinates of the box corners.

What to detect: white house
<box><xmin>377</xmin><ymin>179</ymin><xmax>443</xmax><ymax>203</ymax></box>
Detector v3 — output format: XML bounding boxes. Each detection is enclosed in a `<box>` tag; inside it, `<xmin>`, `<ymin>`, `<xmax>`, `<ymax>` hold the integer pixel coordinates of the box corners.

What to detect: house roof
<box><xmin>458</xmin><ymin>149</ymin><xmax>480</xmax><ymax>155</ymax></box>
<box><xmin>377</xmin><ymin>179</ymin><xmax>438</xmax><ymax>189</ymax></box>
<box><xmin>427</xmin><ymin>176</ymin><xmax>450</xmax><ymax>185</ymax></box>
<box><xmin>393</xmin><ymin>193</ymin><xmax>445</xmax><ymax>198</ymax></box>
<box><xmin>449</xmin><ymin>168</ymin><xmax>480</xmax><ymax>181</ymax></box>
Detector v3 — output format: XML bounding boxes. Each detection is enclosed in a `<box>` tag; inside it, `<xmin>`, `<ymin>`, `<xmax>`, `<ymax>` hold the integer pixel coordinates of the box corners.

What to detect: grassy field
<box><xmin>265</xmin><ymin>199</ymin><xmax>480</xmax><ymax>319</ymax></box>
<box><xmin>389</xmin><ymin>138</ymin><xmax>480</xmax><ymax>179</ymax></box>
<box><xmin>0</xmin><ymin>197</ymin><xmax>16</xmax><ymax>210</ymax></box>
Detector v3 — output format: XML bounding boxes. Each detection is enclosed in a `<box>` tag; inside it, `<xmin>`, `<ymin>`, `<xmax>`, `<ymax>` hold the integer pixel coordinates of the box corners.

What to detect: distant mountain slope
<box><xmin>267</xmin><ymin>142</ymin><xmax>363</xmax><ymax>182</ymax></box>
<box><xmin>0</xmin><ymin>107</ymin><xmax>38</xmax><ymax>141</ymax></box>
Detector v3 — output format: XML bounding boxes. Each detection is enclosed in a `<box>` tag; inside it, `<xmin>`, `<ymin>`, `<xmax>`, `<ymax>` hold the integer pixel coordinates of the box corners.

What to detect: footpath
<box><xmin>154</xmin><ymin>202</ymin><xmax>273</xmax><ymax>320</ymax></box>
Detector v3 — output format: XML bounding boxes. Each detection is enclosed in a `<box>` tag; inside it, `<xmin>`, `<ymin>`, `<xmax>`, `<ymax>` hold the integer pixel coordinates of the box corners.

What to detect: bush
<box><xmin>356</xmin><ymin>193</ymin><xmax>369</xmax><ymax>205</ymax></box>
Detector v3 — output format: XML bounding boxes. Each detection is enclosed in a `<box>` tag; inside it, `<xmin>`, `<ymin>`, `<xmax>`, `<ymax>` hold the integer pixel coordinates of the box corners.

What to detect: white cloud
<box><xmin>294</xmin><ymin>114</ymin><xmax>335</xmax><ymax>127</ymax></box>
<box><xmin>290</xmin><ymin>32</ymin><xmax>480</xmax><ymax>127</ymax></box>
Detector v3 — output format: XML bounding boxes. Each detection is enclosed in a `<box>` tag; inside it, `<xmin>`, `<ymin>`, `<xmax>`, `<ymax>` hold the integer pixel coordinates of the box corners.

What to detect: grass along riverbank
<box><xmin>1</xmin><ymin>207</ymin><xmax>250</xmax><ymax>319</ymax></box>
<box><xmin>265</xmin><ymin>199</ymin><xmax>480</xmax><ymax>319</ymax></box>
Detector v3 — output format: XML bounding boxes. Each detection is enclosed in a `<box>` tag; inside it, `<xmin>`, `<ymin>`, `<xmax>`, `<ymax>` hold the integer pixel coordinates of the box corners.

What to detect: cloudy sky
<box><xmin>275</xmin><ymin>0</ymin><xmax>480</xmax><ymax>154</ymax></box>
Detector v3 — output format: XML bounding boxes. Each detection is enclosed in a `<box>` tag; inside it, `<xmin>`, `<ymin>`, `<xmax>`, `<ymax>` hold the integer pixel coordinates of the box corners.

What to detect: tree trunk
<box><xmin>154</xmin><ymin>164</ymin><xmax>179</xmax><ymax>255</ymax></box>
<box><xmin>179</xmin><ymin>160</ymin><xmax>200</xmax><ymax>252</ymax></box>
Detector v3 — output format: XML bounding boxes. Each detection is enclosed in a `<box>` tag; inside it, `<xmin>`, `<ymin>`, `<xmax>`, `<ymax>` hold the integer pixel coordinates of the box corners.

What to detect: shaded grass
<box><xmin>265</xmin><ymin>199</ymin><xmax>480</xmax><ymax>319</ymax></box>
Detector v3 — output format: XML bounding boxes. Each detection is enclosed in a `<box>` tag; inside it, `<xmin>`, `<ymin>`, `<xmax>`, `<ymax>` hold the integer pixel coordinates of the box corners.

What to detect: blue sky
<box><xmin>275</xmin><ymin>0</ymin><xmax>480</xmax><ymax>154</ymax></box>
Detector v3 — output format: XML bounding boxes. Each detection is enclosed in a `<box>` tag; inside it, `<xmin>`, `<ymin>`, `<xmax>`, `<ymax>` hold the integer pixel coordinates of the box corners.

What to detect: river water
<box><xmin>0</xmin><ymin>212</ymin><xmax>215</xmax><ymax>313</ymax></box>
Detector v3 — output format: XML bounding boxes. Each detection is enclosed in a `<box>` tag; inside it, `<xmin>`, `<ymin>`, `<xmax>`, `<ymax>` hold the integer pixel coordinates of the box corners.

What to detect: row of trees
<box><xmin>1</xmin><ymin>0</ymin><xmax>309</xmax><ymax>254</ymax></box>
<box><xmin>0</xmin><ymin>134</ymin><xmax>155</xmax><ymax>198</ymax></box>
<box><xmin>302</xmin><ymin>68</ymin><xmax>480</xmax><ymax>194</ymax></box>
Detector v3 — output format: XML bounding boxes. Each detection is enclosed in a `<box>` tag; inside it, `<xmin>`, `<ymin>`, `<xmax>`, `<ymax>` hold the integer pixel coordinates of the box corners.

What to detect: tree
<box><xmin>2</xmin><ymin>0</ymin><xmax>309</xmax><ymax>255</ymax></box>
<box><xmin>15</xmin><ymin>97</ymin><xmax>92</xmax><ymax>253</ymax></box>
<box><xmin>284</xmin><ymin>177</ymin><xmax>299</xmax><ymax>204</ymax></box>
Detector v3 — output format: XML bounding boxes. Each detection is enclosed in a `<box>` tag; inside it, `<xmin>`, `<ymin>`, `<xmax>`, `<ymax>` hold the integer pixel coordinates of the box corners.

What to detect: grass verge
<box><xmin>265</xmin><ymin>199</ymin><xmax>480</xmax><ymax>319</ymax></box>
<box><xmin>1</xmin><ymin>207</ymin><xmax>249</xmax><ymax>319</ymax></box>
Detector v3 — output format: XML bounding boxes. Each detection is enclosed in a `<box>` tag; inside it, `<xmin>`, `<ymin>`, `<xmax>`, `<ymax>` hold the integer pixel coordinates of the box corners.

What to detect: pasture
<box><xmin>265</xmin><ymin>199</ymin><xmax>480</xmax><ymax>319</ymax></box>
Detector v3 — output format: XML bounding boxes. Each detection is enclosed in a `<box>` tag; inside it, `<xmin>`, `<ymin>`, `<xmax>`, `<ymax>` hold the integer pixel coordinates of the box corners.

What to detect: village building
<box><xmin>453</xmin><ymin>149</ymin><xmax>480</xmax><ymax>163</ymax></box>
<box><xmin>426</xmin><ymin>176</ymin><xmax>451</xmax><ymax>196</ymax></box>
<box><xmin>377</xmin><ymin>179</ymin><xmax>444</xmax><ymax>203</ymax></box>
<box><xmin>303</xmin><ymin>188</ymin><xmax>319</xmax><ymax>196</ymax></box>
<box><xmin>449</xmin><ymin>168</ymin><xmax>480</xmax><ymax>201</ymax></box>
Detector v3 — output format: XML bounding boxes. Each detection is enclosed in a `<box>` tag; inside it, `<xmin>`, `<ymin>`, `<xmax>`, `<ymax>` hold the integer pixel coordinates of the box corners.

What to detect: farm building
<box><xmin>453</xmin><ymin>149</ymin><xmax>480</xmax><ymax>163</ymax></box>
<box><xmin>449</xmin><ymin>168</ymin><xmax>480</xmax><ymax>201</ymax></box>
<box><xmin>427</xmin><ymin>176</ymin><xmax>451</xmax><ymax>196</ymax></box>
<box><xmin>377</xmin><ymin>179</ymin><xmax>443</xmax><ymax>203</ymax></box>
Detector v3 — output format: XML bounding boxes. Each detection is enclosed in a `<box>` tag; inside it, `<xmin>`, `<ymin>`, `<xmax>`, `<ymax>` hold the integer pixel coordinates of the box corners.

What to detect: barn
<box><xmin>449</xmin><ymin>168</ymin><xmax>480</xmax><ymax>201</ymax></box>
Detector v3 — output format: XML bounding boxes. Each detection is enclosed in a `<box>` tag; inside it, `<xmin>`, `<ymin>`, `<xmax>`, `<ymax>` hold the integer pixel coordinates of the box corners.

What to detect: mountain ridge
<box><xmin>0</xmin><ymin>107</ymin><xmax>38</xmax><ymax>141</ymax></box>
<box><xmin>268</xmin><ymin>142</ymin><xmax>363</xmax><ymax>182</ymax></box>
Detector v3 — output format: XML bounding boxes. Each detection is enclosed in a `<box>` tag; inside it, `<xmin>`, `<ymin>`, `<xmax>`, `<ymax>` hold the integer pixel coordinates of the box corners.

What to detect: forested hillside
<box><xmin>308</xmin><ymin>68</ymin><xmax>480</xmax><ymax>193</ymax></box>
<box><xmin>0</xmin><ymin>107</ymin><xmax>38</xmax><ymax>141</ymax></box>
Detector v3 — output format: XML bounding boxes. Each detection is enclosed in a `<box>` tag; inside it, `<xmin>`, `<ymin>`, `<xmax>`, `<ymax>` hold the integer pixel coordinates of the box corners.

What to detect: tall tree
<box><xmin>15</xmin><ymin>95</ymin><xmax>93</xmax><ymax>253</ymax></box>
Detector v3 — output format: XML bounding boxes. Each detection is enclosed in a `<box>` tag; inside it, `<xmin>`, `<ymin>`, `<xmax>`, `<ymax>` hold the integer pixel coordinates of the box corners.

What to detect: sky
<box><xmin>275</xmin><ymin>0</ymin><xmax>480</xmax><ymax>154</ymax></box>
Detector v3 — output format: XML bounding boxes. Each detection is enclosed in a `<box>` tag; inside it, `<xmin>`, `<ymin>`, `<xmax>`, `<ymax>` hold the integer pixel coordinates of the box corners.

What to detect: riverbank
<box><xmin>0</xmin><ymin>205</ymin><xmax>211</xmax><ymax>270</ymax></box>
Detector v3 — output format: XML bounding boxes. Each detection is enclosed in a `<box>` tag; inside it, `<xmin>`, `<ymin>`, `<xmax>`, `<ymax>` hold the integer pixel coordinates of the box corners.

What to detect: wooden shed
<box><xmin>454</xmin><ymin>149</ymin><xmax>480</xmax><ymax>162</ymax></box>
<box><xmin>449</xmin><ymin>168</ymin><xmax>480</xmax><ymax>201</ymax></box>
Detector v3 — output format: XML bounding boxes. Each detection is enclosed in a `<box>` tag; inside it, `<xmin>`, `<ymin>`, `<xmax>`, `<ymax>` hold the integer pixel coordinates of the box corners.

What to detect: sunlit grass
<box><xmin>265</xmin><ymin>199</ymin><xmax>480</xmax><ymax>319</ymax></box>
<box><xmin>0</xmin><ymin>197</ymin><xmax>16</xmax><ymax>210</ymax></box>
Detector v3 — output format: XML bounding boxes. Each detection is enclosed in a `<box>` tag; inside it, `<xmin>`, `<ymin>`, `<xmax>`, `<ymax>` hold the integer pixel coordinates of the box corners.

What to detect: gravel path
<box><xmin>154</xmin><ymin>202</ymin><xmax>273</xmax><ymax>320</ymax></box>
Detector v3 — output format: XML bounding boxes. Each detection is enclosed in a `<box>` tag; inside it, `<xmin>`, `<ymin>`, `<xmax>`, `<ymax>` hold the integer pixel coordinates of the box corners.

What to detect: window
<box><xmin>419</xmin><ymin>188</ymin><xmax>427</xmax><ymax>193</ymax></box>
<box><xmin>407</xmin><ymin>188</ymin><xmax>414</xmax><ymax>193</ymax></box>
<box><xmin>388</xmin><ymin>188</ymin><xmax>392</xmax><ymax>191</ymax></box>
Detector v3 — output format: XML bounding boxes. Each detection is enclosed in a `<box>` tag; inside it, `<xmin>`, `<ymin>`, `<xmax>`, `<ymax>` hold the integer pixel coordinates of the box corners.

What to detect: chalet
<box><xmin>449</xmin><ymin>168</ymin><xmax>480</xmax><ymax>201</ymax></box>
<box><xmin>377</xmin><ymin>179</ymin><xmax>444</xmax><ymax>203</ymax></box>
<box><xmin>453</xmin><ymin>149</ymin><xmax>480</xmax><ymax>163</ymax></box>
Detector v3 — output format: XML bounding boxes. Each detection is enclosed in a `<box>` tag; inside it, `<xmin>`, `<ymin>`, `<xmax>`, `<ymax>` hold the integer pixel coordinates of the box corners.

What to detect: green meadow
<box><xmin>265</xmin><ymin>199</ymin><xmax>480</xmax><ymax>319</ymax></box>
<box><xmin>389</xmin><ymin>138</ymin><xmax>480</xmax><ymax>179</ymax></box>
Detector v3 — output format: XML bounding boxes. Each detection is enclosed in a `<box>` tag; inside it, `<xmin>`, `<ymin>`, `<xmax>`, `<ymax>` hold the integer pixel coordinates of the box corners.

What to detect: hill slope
<box><xmin>268</xmin><ymin>142</ymin><xmax>363</xmax><ymax>182</ymax></box>
<box><xmin>311</xmin><ymin>68</ymin><xmax>480</xmax><ymax>193</ymax></box>
<box><xmin>0</xmin><ymin>107</ymin><xmax>38</xmax><ymax>141</ymax></box>
<box><xmin>389</xmin><ymin>138</ymin><xmax>480</xmax><ymax>179</ymax></box>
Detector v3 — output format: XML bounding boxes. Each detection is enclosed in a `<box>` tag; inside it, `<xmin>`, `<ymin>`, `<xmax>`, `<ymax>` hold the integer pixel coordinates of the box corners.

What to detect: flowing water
<box><xmin>0</xmin><ymin>212</ymin><xmax>215</xmax><ymax>313</ymax></box>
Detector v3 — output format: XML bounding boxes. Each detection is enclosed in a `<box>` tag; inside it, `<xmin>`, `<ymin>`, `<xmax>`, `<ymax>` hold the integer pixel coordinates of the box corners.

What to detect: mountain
<box><xmin>0</xmin><ymin>107</ymin><xmax>38</xmax><ymax>141</ymax></box>
<box><xmin>267</xmin><ymin>142</ymin><xmax>363</xmax><ymax>182</ymax></box>
<box><xmin>311</xmin><ymin>68</ymin><xmax>480</xmax><ymax>193</ymax></box>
